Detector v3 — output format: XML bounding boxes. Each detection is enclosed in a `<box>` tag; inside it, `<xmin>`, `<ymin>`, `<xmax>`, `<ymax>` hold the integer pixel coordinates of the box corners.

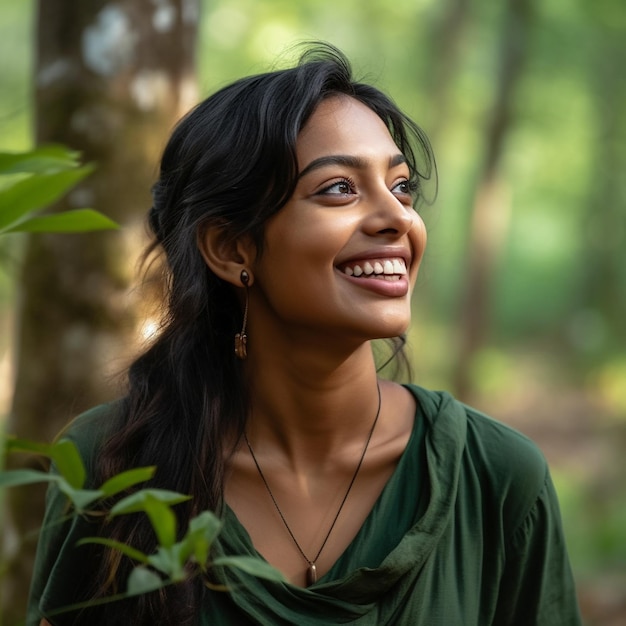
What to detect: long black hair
<box><xmin>86</xmin><ymin>43</ymin><xmax>435</xmax><ymax>624</ymax></box>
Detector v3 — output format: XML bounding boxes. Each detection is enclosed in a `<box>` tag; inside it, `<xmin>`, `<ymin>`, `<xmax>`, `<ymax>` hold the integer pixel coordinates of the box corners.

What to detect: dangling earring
<box><xmin>234</xmin><ymin>269</ymin><xmax>250</xmax><ymax>359</ymax></box>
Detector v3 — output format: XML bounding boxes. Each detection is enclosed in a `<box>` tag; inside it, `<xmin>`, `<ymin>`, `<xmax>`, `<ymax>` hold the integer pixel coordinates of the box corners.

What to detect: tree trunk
<box><xmin>426</xmin><ymin>0</ymin><xmax>471</xmax><ymax>142</ymax></box>
<box><xmin>453</xmin><ymin>0</ymin><xmax>535</xmax><ymax>399</ymax></box>
<box><xmin>579</xmin><ymin>31</ymin><xmax>626</xmax><ymax>346</ymax></box>
<box><xmin>2</xmin><ymin>1</ymin><xmax>198</xmax><ymax>621</ymax></box>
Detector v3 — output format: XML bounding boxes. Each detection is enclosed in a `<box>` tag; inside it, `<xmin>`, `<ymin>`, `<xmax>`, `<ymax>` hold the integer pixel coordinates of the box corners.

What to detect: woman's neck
<box><xmin>243</xmin><ymin>342</ymin><xmax>381</xmax><ymax>470</ymax></box>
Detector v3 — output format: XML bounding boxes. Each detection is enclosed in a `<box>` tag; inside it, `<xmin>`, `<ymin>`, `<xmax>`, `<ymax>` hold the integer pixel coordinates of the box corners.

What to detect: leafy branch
<box><xmin>0</xmin><ymin>436</ymin><xmax>284</xmax><ymax>616</ymax></box>
<box><xmin>0</xmin><ymin>144</ymin><xmax>118</xmax><ymax>235</ymax></box>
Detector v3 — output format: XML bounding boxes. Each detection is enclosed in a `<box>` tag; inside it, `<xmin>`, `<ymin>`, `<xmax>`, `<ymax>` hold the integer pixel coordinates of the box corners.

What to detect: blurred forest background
<box><xmin>0</xmin><ymin>0</ymin><xmax>624</xmax><ymax>624</ymax></box>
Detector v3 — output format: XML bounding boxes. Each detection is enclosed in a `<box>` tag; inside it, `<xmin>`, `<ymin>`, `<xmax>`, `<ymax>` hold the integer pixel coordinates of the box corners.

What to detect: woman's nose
<box><xmin>362</xmin><ymin>188</ymin><xmax>414</xmax><ymax>237</ymax></box>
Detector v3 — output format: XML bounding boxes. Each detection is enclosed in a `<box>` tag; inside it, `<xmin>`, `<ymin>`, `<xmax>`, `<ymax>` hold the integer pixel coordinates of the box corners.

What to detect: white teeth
<box><xmin>342</xmin><ymin>258</ymin><xmax>407</xmax><ymax>277</ymax></box>
<box><xmin>393</xmin><ymin>259</ymin><xmax>406</xmax><ymax>275</ymax></box>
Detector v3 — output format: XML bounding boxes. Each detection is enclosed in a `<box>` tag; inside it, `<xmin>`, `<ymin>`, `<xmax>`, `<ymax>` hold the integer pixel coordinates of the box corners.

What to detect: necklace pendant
<box><xmin>306</xmin><ymin>563</ymin><xmax>317</xmax><ymax>586</ymax></box>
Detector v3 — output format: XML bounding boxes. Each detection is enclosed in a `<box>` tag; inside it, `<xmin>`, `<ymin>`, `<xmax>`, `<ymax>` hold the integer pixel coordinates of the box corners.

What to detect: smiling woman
<box><xmin>27</xmin><ymin>43</ymin><xmax>582</xmax><ymax>626</ymax></box>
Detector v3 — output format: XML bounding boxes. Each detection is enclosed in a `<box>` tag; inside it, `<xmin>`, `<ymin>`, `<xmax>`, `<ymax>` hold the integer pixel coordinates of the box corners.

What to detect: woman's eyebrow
<box><xmin>298</xmin><ymin>153</ymin><xmax>407</xmax><ymax>179</ymax></box>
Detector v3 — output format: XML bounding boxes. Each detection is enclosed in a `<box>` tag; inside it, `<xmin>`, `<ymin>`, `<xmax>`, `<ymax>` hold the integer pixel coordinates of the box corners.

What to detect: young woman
<box><xmin>28</xmin><ymin>44</ymin><xmax>582</xmax><ymax>625</ymax></box>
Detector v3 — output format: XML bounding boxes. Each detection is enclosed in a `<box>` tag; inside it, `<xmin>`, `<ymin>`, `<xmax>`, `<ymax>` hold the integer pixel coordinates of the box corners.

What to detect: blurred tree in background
<box><xmin>1</xmin><ymin>0</ymin><xmax>198</xmax><ymax>621</ymax></box>
<box><xmin>0</xmin><ymin>0</ymin><xmax>624</xmax><ymax>623</ymax></box>
<box><xmin>453</xmin><ymin>0</ymin><xmax>536</xmax><ymax>398</ymax></box>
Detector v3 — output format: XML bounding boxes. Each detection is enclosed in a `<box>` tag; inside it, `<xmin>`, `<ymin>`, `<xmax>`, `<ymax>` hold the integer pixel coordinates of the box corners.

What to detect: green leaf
<box><xmin>3</xmin><ymin>437</ymin><xmax>96</xmax><ymax>506</ymax></box>
<box><xmin>146</xmin><ymin>547</ymin><xmax>175</xmax><ymax>575</ymax></box>
<box><xmin>110</xmin><ymin>489</ymin><xmax>190</xmax><ymax>548</ymax></box>
<box><xmin>110</xmin><ymin>489</ymin><xmax>191</xmax><ymax>516</ymax></box>
<box><xmin>0</xmin><ymin>145</ymin><xmax>81</xmax><ymax>175</ymax></box>
<box><xmin>99</xmin><ymin>466</ymin><xmax>156</xmax><ymax>497</ymax></box>
<box><xmin>4</xmin><ymin>436</ymin><xmax>53</xmax><ymax>457</ymax></box>
<box><xmin>76</xmin><ymin>537</ymin><xmax>149</xmax><ymax>564</ymax></box>
<box><xmin>49</xmin><ymin>439</ymin><xmax>86</xmax><ymax>489</ymax></box>
<box><xmin>0</xmin><ymin>165</ymin><xmax>93</xmax><ymax>230</ymax></box>
<box><xmin>144</xmin><ymin>497</ymin><xmax>178</xmax><ymax>548</ymax></box>
<box><xmin>189</xmin><ymin>510</ymin><xmax>222</xmax><ymax>540</ymax></box>
<box><xmin>0</xmin><ymin>469</ymin><xmax>100</xmax><ymax>510</ymax></box>
<box><xmin>6</xmin><ymin>209</ymin><xmax>119</xmax><ymax>234</ymax></box>
<box><xmin>168</xmin><ymin>543</ymin><xmax>191</xmax><ymax>580</ymax></box>
<box><xmin>212</xmin><ymin>556</ymin><xmax>286</xmax><ymax>582</ymax></box>
<box><xmin>0</xmin><ymin>468</ymin><xmax>59</xmax><ymax>488</ymax></box>
<box><xmin>181</xmin><ymin>511</ymin><xmax>223</xmax><ymax>568</ymax></box>
<box><xmin>56</xmin><ymin>478</ymin><xmax>103</xmax><ymax>511</ymax></box>
<box><xmin>169</xmin><ymin>536</ymin><xmax>195</xmax><ymax>570</ymax></box>
<box><xmin>146</xmin><ymin>545</ymin><xmax>185</xmax><ymax>579</ymax></box>
<box><xmin>126</xmin><ymin>566</ymin><xmax>165</xmax><ymax>596</ymax></box>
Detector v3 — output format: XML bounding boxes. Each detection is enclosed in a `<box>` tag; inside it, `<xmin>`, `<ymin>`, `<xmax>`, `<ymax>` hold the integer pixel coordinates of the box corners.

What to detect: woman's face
<box><xmin>249</xmin><ymin>95</ymin><xmax>427</xmax><ymax>346</ymax></box>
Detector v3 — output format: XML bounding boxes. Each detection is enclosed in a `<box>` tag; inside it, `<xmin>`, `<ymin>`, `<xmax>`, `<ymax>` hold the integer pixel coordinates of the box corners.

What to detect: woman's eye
<box><xmin>392</xmin><ymin>178</ymin><xmax>418</xmax><ymax>201</ymax></box>
<box><xmin>392</xmin><ymin>179</ymin><xmax>411</xmax><ymax>195</ymax></box>
<box><xmin>319</xmin><ymin>179</ymin><xmax>355</xmax><ymax>195</ymax></box>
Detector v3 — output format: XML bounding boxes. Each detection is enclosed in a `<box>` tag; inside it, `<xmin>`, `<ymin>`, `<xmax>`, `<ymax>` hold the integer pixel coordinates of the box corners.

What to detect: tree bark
<box><xmin>2</xmin><ymin>1</ymin><xmax>198</xmax><ymax>621</ymax></box>
<box><xmin>453</xmin><ymin>0</ymin><xmax>535</xmax><ymax>399</ymax></box>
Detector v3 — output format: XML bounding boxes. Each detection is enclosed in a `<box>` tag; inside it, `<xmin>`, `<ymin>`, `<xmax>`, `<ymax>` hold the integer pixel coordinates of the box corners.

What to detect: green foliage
<box><xmin>0</xmin><ymin>145</ymin><xmax>118</xmax><ymax>235</ymax></box>
<box><xmin>110</xmin><ymin>489</ymin><xmax>192</xmax><ymax>549</ymax></box>
<box><xmin>0</xmin><ymin>435</ymin><xmax>285</xmax><ymax>616</ymax></box>
<box><xmin>2</xmin><ymin>436</ymin><xmax>149</xmax><ymax>511</ymax></box>
<box><xmin>126</xmin><ymin>566</ymin><xmax>164</xmax><ymax>596</ymax></box>
<box><xmin>99</xmin><ymin>467</ymin><xmax>157</xmax><ymax>497</ymax></box>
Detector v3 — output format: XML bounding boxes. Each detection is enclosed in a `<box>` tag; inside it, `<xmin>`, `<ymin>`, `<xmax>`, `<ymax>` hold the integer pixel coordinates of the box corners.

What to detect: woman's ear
<box><xmin>198</xmin><ymin>224</ymin><xmax>256</xmax><ymax>286</ymax></box>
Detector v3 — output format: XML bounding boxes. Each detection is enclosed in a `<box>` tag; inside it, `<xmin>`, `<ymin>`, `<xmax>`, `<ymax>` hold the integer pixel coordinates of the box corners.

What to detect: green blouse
<box><xmin>28</xmin><ymin>385</ymin><xmax>582</xmax><ymax>625</ymax></box>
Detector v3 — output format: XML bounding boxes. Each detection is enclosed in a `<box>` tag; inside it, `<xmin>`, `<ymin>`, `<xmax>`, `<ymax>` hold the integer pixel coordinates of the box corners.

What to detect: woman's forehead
<box><xmin>296</xmin><ymin>96</ymin><xmax>401</xmax><ymax>168</ymax></box>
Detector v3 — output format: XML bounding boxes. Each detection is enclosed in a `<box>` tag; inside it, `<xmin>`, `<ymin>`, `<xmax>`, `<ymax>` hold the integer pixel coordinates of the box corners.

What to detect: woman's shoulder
<box><xmin>461</xmin><ymin>400</ymin><xmax>548</xmax><ymax>497</ymax></box>
<box><xmin>405</xmin><ymin>384</ymin><xmax>549</xmax><ymax>520</ymax></box>
<box><xmin>406</xmin><ymin>384</ymin><xmax>546</xmax><ymax>472</ymax></box>
<box><xmin>57</xmin><ymin>399</ymin><xmax>125</xmax><ymax>476</ymax></box>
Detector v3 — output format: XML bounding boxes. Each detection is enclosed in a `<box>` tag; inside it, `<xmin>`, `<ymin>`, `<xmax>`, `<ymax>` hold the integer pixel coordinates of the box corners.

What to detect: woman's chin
<box><xmin>367</xmin><ymin>318</ymin><xmax>411</xmax><ymax>341</ymax></box>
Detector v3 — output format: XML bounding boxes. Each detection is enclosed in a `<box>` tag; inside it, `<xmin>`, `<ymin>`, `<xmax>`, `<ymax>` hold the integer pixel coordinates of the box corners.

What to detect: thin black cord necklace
<box><xmin>243</xmin><ymin>383</ymin><xmax>382</xmax><ymax>587</ymax></box>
